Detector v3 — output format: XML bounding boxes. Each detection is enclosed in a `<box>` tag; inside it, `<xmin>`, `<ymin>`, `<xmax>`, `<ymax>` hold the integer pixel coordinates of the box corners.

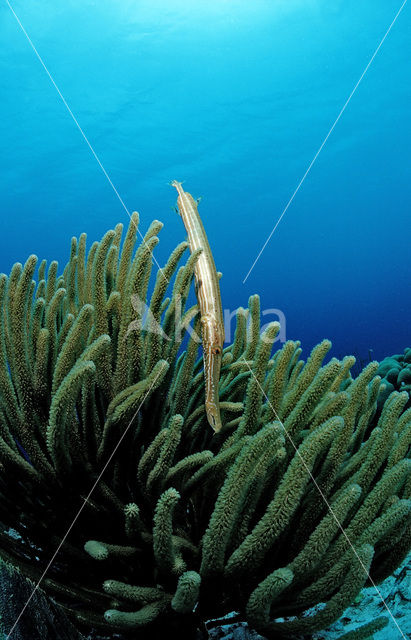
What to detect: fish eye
<box><xmin>213</xmin><ymin>347</ymin><xmax>221</xmax><ymax>355</ymax></box>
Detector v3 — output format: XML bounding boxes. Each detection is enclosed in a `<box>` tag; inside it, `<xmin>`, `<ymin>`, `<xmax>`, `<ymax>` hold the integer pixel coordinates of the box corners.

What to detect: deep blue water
<box><xmin>0</xmin><ymin>0</ymin><xmax>410</xmax><ymax>363</ymax></box>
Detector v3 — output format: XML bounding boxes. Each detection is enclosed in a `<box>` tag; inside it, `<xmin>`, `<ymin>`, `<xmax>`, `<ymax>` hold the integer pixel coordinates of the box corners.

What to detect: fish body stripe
<box><xmin>172</xmin><ymin>181</ymin><xmax>225</xmax><ymax>432</ymax></box>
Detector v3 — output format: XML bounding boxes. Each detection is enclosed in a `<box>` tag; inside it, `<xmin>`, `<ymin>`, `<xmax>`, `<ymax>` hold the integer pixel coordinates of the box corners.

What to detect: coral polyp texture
<box><xmin>377</xmin><ymin>348</ymin><xmax>411</xmax><ymax>411</ymax></box>
<box><xmin>0</xmin><ymin>215</ymin><xmax>410</xmax><ymax>639</ymax></box>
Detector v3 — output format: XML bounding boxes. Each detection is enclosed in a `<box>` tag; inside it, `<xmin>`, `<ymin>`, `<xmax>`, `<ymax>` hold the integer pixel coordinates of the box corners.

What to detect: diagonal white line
<box><xmin>241</xmin><ymin>353</ymin><xmax>406</xmax><ymax>639</ymax></box>
<box><xmin>4</xmin><ymin>0</ymin><xmax>168</xmax><ymax>281</ymax></box>
<box><xmin>5</xmin><ymin>362</ymin><xmax>168</xmax><ymax>640</ymax></box>
<box><xmin>3</xmin><ymin>0</ymin><xmax>407</xmax><ymax>637</ymax></box>
<box><xmin>243</xmin><ymin>0</ymin><xmax>408</xmax><ymax>284</ymax></box>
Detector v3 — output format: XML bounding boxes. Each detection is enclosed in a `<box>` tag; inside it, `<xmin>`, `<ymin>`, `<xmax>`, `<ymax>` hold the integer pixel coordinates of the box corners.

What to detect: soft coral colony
<box><xmin>0</xmin><ymin>210</ymin><xmax>409</xmax><ymax>639</ymax></box>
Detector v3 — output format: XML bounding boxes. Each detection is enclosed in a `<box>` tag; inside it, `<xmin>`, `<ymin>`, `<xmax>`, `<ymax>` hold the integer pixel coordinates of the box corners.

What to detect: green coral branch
<box><xmin>0</xmin><ymin>214</ymin><xmax>409</xmax><ymax>640</ymax></box>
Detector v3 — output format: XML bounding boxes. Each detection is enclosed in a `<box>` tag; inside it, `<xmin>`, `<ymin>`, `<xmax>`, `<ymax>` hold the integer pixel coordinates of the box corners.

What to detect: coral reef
<box><xmin>312</xmin><ymin>552</ymin><xmax>411</xmax><ymax>640</ymax></box>
<box><xmin>0</xmin><ymin>215</ymin><xmax>410</xmax><ymax>639</ymax></box>
<box><xmin>0</xmin><ymin>559</ymin><xmax>85</xmax><ymax>640</ymax></box>
<box><xmin>377</xmin><ymin>348</ymin><xmax>411</xmax><ymax>411</ymax></box>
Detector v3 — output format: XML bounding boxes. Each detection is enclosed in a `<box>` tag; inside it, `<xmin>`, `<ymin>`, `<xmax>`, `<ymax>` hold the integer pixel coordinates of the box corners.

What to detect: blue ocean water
<box><xmin>0</xmin><ymin>0</ymin><xmax>409</xmax><ymax>362</ymax></box>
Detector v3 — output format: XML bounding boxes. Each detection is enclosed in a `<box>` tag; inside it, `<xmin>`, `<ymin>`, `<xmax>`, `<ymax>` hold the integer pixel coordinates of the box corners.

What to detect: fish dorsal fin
<box><xmin>186</xmin><ymin>193</ymin><xmax>198</xmax><ymax>209</ymax></box>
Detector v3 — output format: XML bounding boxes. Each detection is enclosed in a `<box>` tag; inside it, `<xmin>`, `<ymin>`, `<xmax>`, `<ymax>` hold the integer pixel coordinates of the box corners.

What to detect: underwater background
<box><xmin>0</xmin><ymin>0</ymin><xmax>410</xmax><ymax>362</ymax></box>
<box><xmin>0</xmin><ymin>4</ymin><xmax>410</xmax><ymax>639</ymax></box>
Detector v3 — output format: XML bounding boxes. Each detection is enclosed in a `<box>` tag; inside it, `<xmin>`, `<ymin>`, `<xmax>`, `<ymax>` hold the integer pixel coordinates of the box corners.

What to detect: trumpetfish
<box><xmin>171</xmin><ymin>180</ymin><xmax>225</xmax><ymax>432</ymax></box>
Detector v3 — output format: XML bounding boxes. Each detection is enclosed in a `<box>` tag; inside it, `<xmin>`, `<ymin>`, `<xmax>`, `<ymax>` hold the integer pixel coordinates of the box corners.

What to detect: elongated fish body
<box><xmin>171</xmin><ymin>180</ymin><xmax>225</xmax><ymax>432</ymax></box>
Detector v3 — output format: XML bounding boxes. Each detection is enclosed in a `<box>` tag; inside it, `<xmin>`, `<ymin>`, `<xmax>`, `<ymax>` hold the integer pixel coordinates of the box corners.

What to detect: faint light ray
<box><xmin>4</xmin><ymin>0</ymin><xmax>167</xmax><ymax>280</ymax></box>
<box><xmin>243</xmin><ymin>0</ymin><xmax>408</xmax><ymax>284</ymax></box>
